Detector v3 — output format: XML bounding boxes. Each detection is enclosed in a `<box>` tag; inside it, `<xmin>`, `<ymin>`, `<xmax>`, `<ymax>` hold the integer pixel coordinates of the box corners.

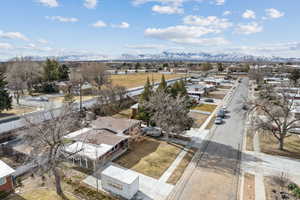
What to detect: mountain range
<box><xmin>19</xmin><ymin>51</ymin><xmax>300</xmax><ymax>63</ymax></box>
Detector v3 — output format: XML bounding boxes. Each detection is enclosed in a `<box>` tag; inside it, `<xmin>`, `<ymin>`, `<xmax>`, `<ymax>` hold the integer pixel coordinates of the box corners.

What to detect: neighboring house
<box><xmin>64</xmin><ymin>128</ymin><xmax>129</xmax><ymax>169</ymax></box>
<box><xmin>203</xmin><ymin>78</ymin><xmax>222</xmax><ymax>86</ymax></box>
<box><xmin>186</xmin><ymin>84</ymin><xmax>207</xmax><ymax>99</ymax></box>
<box><xmin>0</xmin><ymin>160</ymin><xmax>15</xmax><ymax>193</ymax></box>
<box><xmin>91</xmin><ymin>117</ymin><xmax>141</xmax><ymax>136</ymax></box>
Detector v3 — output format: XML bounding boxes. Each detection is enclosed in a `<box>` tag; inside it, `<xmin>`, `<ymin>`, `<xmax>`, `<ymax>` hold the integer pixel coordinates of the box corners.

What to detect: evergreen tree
<box><xmin>178</xmin><ymin>80</ymin><xmax>187</xmax><ymax>96</ymax></box>
<box><xmin>58</xmin><ymin>64</ymin><xmax>69</xmax><ymax>81</ymax></box>
<box><xmin>0</xmin><ymin>72</ymin><xmax>12</xmax><ymax>113</ymax></box>
<box><xmin>140</xmin><ymin>77</ymin><xmax>152</xmax><ymax>101</ymax></box>
<box><xmin>43</xmin><ymin>58</ymin><xmax>59</xmax><ymax>82</ymax></box>
<box><xmin>157</xmin><ymin>74</ymin><xmax>167</xmax><ymax>91</ymax></box>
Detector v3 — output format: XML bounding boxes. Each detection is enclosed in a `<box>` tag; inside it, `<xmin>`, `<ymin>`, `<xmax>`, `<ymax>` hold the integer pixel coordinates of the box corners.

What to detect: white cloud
<box><xmin>152</xmin><ymin>5</ymin><xmax>183</xmax><ymax>14</ymax></box>
<box><xmin>112</xmin><ymin>22</ymin><xmax>130</xmax><ymax>29</ymax></box>
<box><xmin>236</xmin><ymin>22</ymin><xmax>263</xmax><ymax>35</ymax></box>
<box><xmin>46</xmin><ymin>16</ymin><xmax>78</xmax><ymax>23</ymax></box>
<box><xmin>215</xmin><ymin>0</ymin><xmax>225</xmax><ymax>6</ymax></box>
<box><xmin>145</xmin><ymin>25</ymin><xmax>228</xmax><ymax>46</ymax></box>
<box><xmin>37</xmin><ymin>39</ymin><xmax>49</xmax><ymax>44</ymax></box>
<box><xmin>37</xmin><ymin>0</ymin><xmax>59</xmax><ymax>7</ymax></box>
<box><xmin>0</xmin><ymin>31</ymin><xmax>29</xmax><ymax>41</ymax></box>
<box><xmin>84</xmin><ymin>0</ymin><xmax>98</xmax><ymax>9</ymax></box>
<box><xmin>183</xmin><ymin>15</ymin><xmax>232</xmax><ymax>30</ymax></box>
<box><xmin>92</xmin><ymin>20</ymin><xmax>107</xmax><ymax>28</ymax></box>
<box><xmin>265</xmin><ymin>8</ymin><xmax>284</xmax><ymax>19</ymax></box>
<box><xmin>242</xmin><ymin>10</ymin><xmax>256</xmax><ymax>19</ymax></box>
<box><xmin>132</xmin><ymin>0</ymin><xmax>183</xmax><ymax>6</ymax></box>
<box><xmin>126</xmin><ymin>44</ymin><xmax>167</xmax><ymax>49</ymax></box>
<box><xmin>0</xmin><ymin>43</ymin><xmax>13</xmax><ymax>49</ymax></box>
<box><xmin>223</xmin><ymin>11</ymin><xmax>231</xmax><ymax>16</ymax></box>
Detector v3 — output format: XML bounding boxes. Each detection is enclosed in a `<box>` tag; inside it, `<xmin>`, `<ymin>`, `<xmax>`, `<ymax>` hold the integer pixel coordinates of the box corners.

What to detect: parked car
<box><xmin>204</xmin><ymin>98</ymin><xmax>214</xmax><ymax>103</ymax></box>
<box><xmin>217</xmin><ymin>110</ymin><xmax>226</xmax><ymax>118</ymax></box>
<box><xmin>242</xmin><ymin>104</ymin><xmax>248</xmax><ymax>110</ymax></box>
<box><xmin>214</xmin><ymin>117</ymin><xmax>223</xmax><ymax>125</ymax></box>
<box><xmin>142</xmin><ymin>127</ymin><xmax>162</xmax><ymax>138</ymax></box>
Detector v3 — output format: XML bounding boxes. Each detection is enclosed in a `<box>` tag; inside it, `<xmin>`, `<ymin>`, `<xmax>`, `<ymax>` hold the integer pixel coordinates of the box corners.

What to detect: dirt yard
<box><xmin>110</xmin><ymin>73</ymin><xmax>184</xmax><ymax>88</ymax></box>
<box><xmin>243</xmin><ymin>173</ymin><xmax>255</xmax><ymax>200</ymax></box>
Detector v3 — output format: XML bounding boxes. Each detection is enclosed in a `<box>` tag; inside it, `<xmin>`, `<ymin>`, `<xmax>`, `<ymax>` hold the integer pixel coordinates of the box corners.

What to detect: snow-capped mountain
<box><xmin>10</xmin><ymin>51</ymin><xmax>300</xmax><ymax>62</ymax></box>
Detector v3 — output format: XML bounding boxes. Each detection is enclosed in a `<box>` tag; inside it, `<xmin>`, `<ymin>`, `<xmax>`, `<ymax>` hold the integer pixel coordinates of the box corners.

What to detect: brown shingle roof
<box><xmin>91</xmin><ymin>117</ymin><xmax>140</xmax><ymax>134</ymax></box>
<box><xmin>71</xmin><ymin>129</ymin><xmax>128</xmax><ymax>146</ymax></box>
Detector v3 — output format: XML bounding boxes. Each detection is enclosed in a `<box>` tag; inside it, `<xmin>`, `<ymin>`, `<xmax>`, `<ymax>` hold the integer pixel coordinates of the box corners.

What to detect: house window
<box><xmin>0</xmin><ymin>177</ymin><xmax>6</xmax><ymax>185</ymax></box>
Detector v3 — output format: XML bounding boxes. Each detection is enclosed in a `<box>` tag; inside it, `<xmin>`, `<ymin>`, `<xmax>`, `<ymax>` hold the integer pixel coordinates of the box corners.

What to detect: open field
<box><xmin>260</xmin><ymin>133</ymin><xmax>300</xmax><ymax>159</ymax></box>
<box><xmin>188</xmin><ymin>112</ymin><xmax>209</xmax><ymax>128</ymax></box>
<box><xmin>243</xmin><ymin>173</ymin><xmax>255</xmax><ymax>200</ymax></box>
<box><xmin>0</xmin><ymin>106</ymin><xmax>36</xmax><ymax>118</ymax></box>
<box><xmin>110</xmin><ymin>73</ymin><xmax>185</xmax><ymax>88</ymax></box>
<box><xmin>114</xmin><ymin>137</ymin><xmax>183</xmax><ymax>179</ymax></box>
<box><xmin>192</xmin><ymin>104</ymin><xmax>217</xmax><ymax>113</ymax></box>
<box><xmin>167</xmin><ymin>148</ymin><xmax>196</xmax><ymax>185</ymax></box>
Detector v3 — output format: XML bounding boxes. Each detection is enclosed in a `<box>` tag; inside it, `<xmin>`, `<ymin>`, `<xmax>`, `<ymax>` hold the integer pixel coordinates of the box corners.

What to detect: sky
<box><xmin>0</xmin><ymin>0</ymin><xmax>300</xmax><ymax>60</ymax></box>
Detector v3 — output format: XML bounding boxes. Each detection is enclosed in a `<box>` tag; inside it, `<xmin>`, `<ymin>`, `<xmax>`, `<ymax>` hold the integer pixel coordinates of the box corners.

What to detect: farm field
<box><xmin>110</xmin><ymin>73</ymin><xmax>185</xmax><ymax>88</ymax></box>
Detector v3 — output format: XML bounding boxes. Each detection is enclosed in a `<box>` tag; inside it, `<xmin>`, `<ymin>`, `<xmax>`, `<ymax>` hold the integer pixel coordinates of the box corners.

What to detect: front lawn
<box><xmin>260</xmin><ymin>133</ymin><xmax>300</xmax><ymax>159</ymax></box>
<box><xmin>112</xmin><ymin>108</ymin><xmax>132</xmax><ymax>119</ymax></box>
<box><xmin>114</xmin><ymin>137</ymin><xmax>184</xmax><ymax>179</ymax></box>
<box><xmin>8</xmin><ymin>189</ymin><xmax>77</xmax><ymax>200</ymax></box>
<box><xmin>167</xmin><ymin>148</ymin><xmax>196</xmax><ymax>185</ymax></box>
<box><xmin>188</xmin><ymin>112</ymin><xmax>209</xmax><ymax>128</ymax></box>
<box><xmin>206</xmin><ymin>93</ymin><xmax>227</xmax><ymax>100</ymax></box>
<box><xmin>192</xmin><ymin>104</ymin><xmax>217</xmax><ymax>113</ymax></box>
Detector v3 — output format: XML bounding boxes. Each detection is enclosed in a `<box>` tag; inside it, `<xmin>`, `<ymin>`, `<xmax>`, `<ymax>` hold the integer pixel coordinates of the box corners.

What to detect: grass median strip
<box><xmin>167</xmin><ymin>148</ymin><xmax>196</xmax><ymax>185</ymax></box>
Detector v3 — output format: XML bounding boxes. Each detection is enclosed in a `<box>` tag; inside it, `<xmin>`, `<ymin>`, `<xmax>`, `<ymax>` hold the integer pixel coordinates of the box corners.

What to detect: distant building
<box><xmin>0</xmin><ymin>160</ymin><xmax>15</xmax><ymax>193</ymax></box>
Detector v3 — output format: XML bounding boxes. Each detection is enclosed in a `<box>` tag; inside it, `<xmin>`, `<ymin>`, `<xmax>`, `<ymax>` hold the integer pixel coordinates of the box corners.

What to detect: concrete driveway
<box><xmin>169</xmin><ymin>78</ymin><xmax>250</xmax><ymax>200</ymax></box>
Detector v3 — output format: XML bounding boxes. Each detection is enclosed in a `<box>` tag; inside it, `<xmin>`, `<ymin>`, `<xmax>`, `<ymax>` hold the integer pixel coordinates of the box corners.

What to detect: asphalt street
<box><xmin>170</xmin><ymin>78</ymin><xmax>249</xmax><ymax>200</ymax></box>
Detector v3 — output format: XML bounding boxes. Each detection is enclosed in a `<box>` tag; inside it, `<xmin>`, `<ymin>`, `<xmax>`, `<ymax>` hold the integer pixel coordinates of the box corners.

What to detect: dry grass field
<box><xmin>0</xmin><ymin>106</ymin><xmax>36</xmax><ymax>118</ymax></box>
<box><xmin>192</xmin><ymin>104</ymin><xmax>217</xmax><ymax>113</ymax></box>
<box><xmin>114</xmin><ymin>137</ymin><xmax>183</xmax><ymax>179</ymax></box>
<box><xmin>260</xmin><ymin>133</ymin><xmax>300</xmax><ymax>159</ymax></box>
<box><xmin>110</xmin><ymin>73</ymin><xmax>185</xmax><ymax>88</ymax></box>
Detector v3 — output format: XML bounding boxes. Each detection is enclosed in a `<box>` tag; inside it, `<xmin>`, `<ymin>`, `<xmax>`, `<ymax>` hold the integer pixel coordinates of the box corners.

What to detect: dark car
<box><xmin>214</xmin><ymin>117</ymin><xmax>223</xmax><ymax>125</ymax></box>
<box><xmin>204</xmin><ymin>98</ymin><xmax>214</xmax><ymax>103</ymax></box>
<box><xmin>142</xmin><ymin>127</ymin><xmax>162</xmax><ymax>138</ymax></box>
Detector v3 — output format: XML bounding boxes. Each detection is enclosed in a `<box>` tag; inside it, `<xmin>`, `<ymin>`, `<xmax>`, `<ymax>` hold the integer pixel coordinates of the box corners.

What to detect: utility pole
<box><xmin>79</xmin><ymin>79</ymin><xmax>83</xmax><ymax>112</ymax></box>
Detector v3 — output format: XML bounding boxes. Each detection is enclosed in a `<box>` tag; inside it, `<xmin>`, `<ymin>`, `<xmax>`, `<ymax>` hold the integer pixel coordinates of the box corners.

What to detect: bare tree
<box><xmin>142</xmin><ymin>91</ymin><xmax>192</xmax><ymax>141</ymax></box>
<box><xmin>6</xmin><ymin>59</ymin><xmax>42</xmax><ymax>103</ymax></box>
<box><xmin>92</xmin><ymin>85</ymin><xmax>127</xmax><ymax>116</ymax></box>
<box><xmin>248</xmin><ymin>83</ymin><xmax>300</xmax><ymax>150</ymax></box>
<box><xmin>79</xmin><ymin>62</ymin><xmax>110</xmax><ymax>90</ymax></box>
<box><xmin>23</xmin><ymin>104</ymin><xmax>83</xmax><ymax>199</ymax></box>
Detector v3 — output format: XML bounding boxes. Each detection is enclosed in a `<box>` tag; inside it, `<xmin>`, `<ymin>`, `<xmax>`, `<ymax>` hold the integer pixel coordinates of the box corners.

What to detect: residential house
<box><xmin>0</xmin><ymin>160</ymin><xmax>15</xmax><ymax>194</ymax></box>
<box><xmin>64</xmin><ymin>128</ymin><xmax>129</xmax><ymax>169</ymax></box>
<box><xmin>91</xmin><ymin>117</ymin><xmax>141</xmax><ymax>136</ymax></box>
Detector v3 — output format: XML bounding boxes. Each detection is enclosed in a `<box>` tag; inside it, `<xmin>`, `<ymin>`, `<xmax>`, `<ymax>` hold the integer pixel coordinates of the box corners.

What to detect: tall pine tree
<box><xmin>157</xmin><ymin>74</ymin><xmax>167</xmax><ymax>91</ymax></box>
<box><xmin>140</xmin><ymin>77</ymin><xmax>152</xmax><ymax>102</ymax></box>
<box><xmin>0</xmin><ymin>72</ymin><xmax>12</xmax><ymax>113</ymax></box>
